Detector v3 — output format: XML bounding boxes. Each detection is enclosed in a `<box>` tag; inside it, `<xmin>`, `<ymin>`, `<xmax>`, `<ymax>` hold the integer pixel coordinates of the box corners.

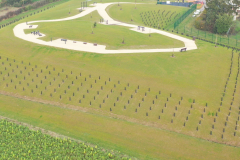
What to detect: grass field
<box><xmin>0</xmin><ymin>94</ymin><xmax>240</xmax><ymax>160</ymax></box>
<box><xmin>107</xmin><ymin>3</ymin><xmax>188</xmax><ymax>29</ymax></box>
<box><xmin>25</xmin><ymin>10</ymin><xmax>184</xmax><ymax>49</ymax></box>
<box><xmin>0</xmin><ymin>0</ymin><xmax>240</xmax><ymax>159</ymax></box>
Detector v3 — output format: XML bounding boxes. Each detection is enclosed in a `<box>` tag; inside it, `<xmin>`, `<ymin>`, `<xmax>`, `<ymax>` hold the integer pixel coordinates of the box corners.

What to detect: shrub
<box><xmin>13</xmin><ymin>2</ymin><xmax>22</xmax><ymax>7</ymax></box>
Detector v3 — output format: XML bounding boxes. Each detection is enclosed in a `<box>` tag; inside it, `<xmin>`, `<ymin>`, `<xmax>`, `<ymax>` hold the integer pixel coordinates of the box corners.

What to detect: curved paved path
<box><xmin>13</xmin><ymin>2</ymin><xmax>197</xmax><ymax>54</ymax></box>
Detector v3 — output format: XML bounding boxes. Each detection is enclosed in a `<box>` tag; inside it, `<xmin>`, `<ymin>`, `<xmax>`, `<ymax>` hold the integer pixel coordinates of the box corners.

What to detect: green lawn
<box><xmin>0</xmin><ymin>0</ymin><xmax>240</xmax><ymax>159</ymax></box>
<box><xmin>0</xmin><ymin>94</ymin><xmax>240</xmax><ymax>160</ymax></box>
<box><xmin>107</xmin><ymin>3</ymin><xmax>188</xmax><ymax>29</ymax></box>
<box><xmin>25</xmin><ymin>10</ymin><xmax>184</xmax><ymax>49</ymax></box>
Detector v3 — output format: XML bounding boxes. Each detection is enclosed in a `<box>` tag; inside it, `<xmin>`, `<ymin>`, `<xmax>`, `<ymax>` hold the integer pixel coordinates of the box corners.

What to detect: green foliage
<box><xmin>215</xmin><ymin>14</ymin><xmax>233</xmax><ymax>34</ymax></box>
<box><xmin>13</xmin><ymin>2</ymin><xmax>21</xmax><ymax>7</ymax></box>
<box><xmin>194</xmin><ymin>10</ymin><xmax>206</xmax><ymax>30</ymax></box>
<box><xmin>205</xmin><ymin>0</ymin><xmax>240</xmax><ymax>33</ymax></box>
<box><xmin>0</xmin><ymin>119</ymin><xmax>129</xmax><ymax>159</ymax></box>
<box><xmin>5</xmin><ymin>0</ymin><xmax>32</xmax><ymax>6</ymax></box>
<box><xmin>206</xmin><ymin>0</ymin><xmax>240</xmax><ymax>15</ymax></box>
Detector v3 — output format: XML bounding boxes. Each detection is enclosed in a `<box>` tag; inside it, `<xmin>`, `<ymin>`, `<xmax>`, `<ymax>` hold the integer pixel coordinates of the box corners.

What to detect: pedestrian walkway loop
<box><xmin>13</xmin><ymin>2</ymin><xmax>197</xmax><ymax>54</ymax></box>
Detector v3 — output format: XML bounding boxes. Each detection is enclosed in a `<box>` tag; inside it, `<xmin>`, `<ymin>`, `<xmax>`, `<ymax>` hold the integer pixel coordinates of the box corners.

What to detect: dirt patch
<box><xmin>0</xmin><ymin>7</ymin><xmax>19</xmax><ymax>17</ymax></box>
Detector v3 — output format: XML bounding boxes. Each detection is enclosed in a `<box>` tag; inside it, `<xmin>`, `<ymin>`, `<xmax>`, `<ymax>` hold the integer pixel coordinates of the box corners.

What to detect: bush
<box><xmin>13</xmin><ymin>2</ymin><xmax>22</xmax><ymax>7</ymax></box>
<box><xmin>194</xmin><ymin>10</ymin><xmax>207</xmax><ymax>31</ymax></box>
<box><xmin>194</xmin><ymin>16</ymin><xmax>206</xmax><ymax>30</ymax></box>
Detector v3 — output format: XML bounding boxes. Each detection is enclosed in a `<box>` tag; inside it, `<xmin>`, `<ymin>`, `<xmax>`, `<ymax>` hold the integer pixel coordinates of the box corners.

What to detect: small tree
<box><xmin>93</xmin><ymin>22</ymin><xmax>97</xmax><ymax>28</ymax></box>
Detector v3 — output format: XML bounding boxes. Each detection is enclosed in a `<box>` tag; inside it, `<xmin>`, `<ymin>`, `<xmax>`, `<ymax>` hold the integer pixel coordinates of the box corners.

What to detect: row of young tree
<box><xmin>195</xmin><ymin>0</ymin><xmax>240</xmax><ymax>34</ymax></box>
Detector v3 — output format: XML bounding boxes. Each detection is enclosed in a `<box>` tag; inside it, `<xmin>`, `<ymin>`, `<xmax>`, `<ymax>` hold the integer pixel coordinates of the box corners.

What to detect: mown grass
<box><xmin>1</xmin><ymin>21</ymin><xmax>240</xmax><ymax>147</ymax></box>
<box><xmin>24</xmin><ymin>10</ymin><xmax>184</xmax><ymax>49</ymax></box>
<box><xmin>0</xmin><ymin>0</ymin><xmax>240</xmax><ymax>159</ymax></box>
<box><xmin>107</xmin><ymin>3</ymin><xmax>188</xmax><ymax>29</ymax></box>
<box><xmin>0</xmin><ymin>94</ymin><xmax>240</xmax><ymax>160</ymax></box>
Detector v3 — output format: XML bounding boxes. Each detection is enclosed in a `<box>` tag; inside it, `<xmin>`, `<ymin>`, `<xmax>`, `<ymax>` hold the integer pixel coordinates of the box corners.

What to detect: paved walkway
<box><xmin>13</xmin><ymin>3</ymin><xmax>197</xmax><ymax>54</ymax></box>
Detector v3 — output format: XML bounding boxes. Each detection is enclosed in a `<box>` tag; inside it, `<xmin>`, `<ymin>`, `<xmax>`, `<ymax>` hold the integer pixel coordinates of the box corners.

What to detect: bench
<box><xmin>180</xmin><ymin>48</ymin><xmax>187</xmax><ymax>52</ymax></box>
<box><xmin>73</xmin><ymin>41</ymin><xmax>76</xmax><ymax>43</ymax></box>
<box><xmin>83</xmin><ymin>42</ymin><xmax>87</xmax><ymax>44</ymax></box>
<box><xmin>29</xmin><ymin>25</ymin><xmax>32</xmax><ymax>28</ymax></box>
<box><xmin>39</xmin><ymin>34</ymin><xmax>42</xmax><ymax>36</ymax></box>
<box><xmin>93</xmin><ymin>43</ymin><xmax>97</xmax><ymax>46</ymax></box>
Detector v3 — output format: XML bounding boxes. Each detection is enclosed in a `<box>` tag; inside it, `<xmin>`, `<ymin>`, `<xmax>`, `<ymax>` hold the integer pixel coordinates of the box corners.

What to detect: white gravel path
<box><xmin>13</xmin><ymin>2</ymin><xmax>197</xmax><ymax>54</ymax></box>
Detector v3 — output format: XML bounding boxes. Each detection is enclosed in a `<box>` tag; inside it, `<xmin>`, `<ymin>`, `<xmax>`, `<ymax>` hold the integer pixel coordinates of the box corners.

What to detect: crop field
<box><xmin>107</xmin><ymin>3</ymin><xmax>188</xmax><ymax>29</ymax></box>
<box><xmin>0</xmin><ymin>119</ymin><xmax>128</xmax><ymax>159</ymax></box>
<box><xmin>0</xmin><ymin>0</ymin><xmax>240</xmax><ymax>159</ymax></box>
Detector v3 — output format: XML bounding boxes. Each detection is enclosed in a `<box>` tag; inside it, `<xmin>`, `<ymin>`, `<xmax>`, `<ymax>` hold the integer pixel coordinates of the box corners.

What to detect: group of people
<box><xmin>31</xmin><ymin>30</ymin><xmax>42</xmax><ymax>36</ymax></box>
<box><xmin>138</xmin><ymin>26</ymin><xmax>145</xmax><ymax>31</ymax></box>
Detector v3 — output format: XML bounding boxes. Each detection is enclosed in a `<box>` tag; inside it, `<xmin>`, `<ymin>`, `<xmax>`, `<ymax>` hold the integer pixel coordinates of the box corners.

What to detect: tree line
<box><xmin>195</xmin><ymin>0</ymin><xmax>240</xmax><ymax>34</ymax></box>
<box><xmin>0</xmin><ymin>0</ymin><xmax>59</xmax><ymax>22</ymax></box>
<box><xmin>1</xmin><ymin>0</ymin><xmax>33</xmax><ymax>7</ymax></box>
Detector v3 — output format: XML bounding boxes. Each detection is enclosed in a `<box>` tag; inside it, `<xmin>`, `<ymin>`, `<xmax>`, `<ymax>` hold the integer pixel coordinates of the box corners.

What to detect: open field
<box><xmin>24</xmin><ymin>10</ymin><xmax>184</xmax><ymax>49</ymax></box>
<box><xmin>107</xmin><ymin>3</ymin><xmax>188</xmax><ymax>29</ymax></box>
<box><xmin>0</xmin><ymin>94</ymin><xmax>240</xmax><ymax>160</ymax></box>
<box><xmin>0</xmin><ymin>38</ymin><xmax>239</xmax><ymax>145</ymax></box>
<box><xmin>0</xmin><ymin>0</ymin><xmax>240</xmax><ymax>159</ymax></box>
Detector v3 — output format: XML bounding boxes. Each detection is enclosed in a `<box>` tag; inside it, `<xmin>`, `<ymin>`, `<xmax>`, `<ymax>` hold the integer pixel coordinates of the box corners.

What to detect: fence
<box><xmin>174</xmin><ymin>4</ymin><xmax>197</xmax><ymax>29</ymax></box>
<box><xmin>174</xmin><ymin>26</ymin><xmax>240</xmax><ymax>48</ymax></box>
<box><xmin>157</xmin><ymin>2</ymin><xmax>193</xmax><ymax>7</ymax></box>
